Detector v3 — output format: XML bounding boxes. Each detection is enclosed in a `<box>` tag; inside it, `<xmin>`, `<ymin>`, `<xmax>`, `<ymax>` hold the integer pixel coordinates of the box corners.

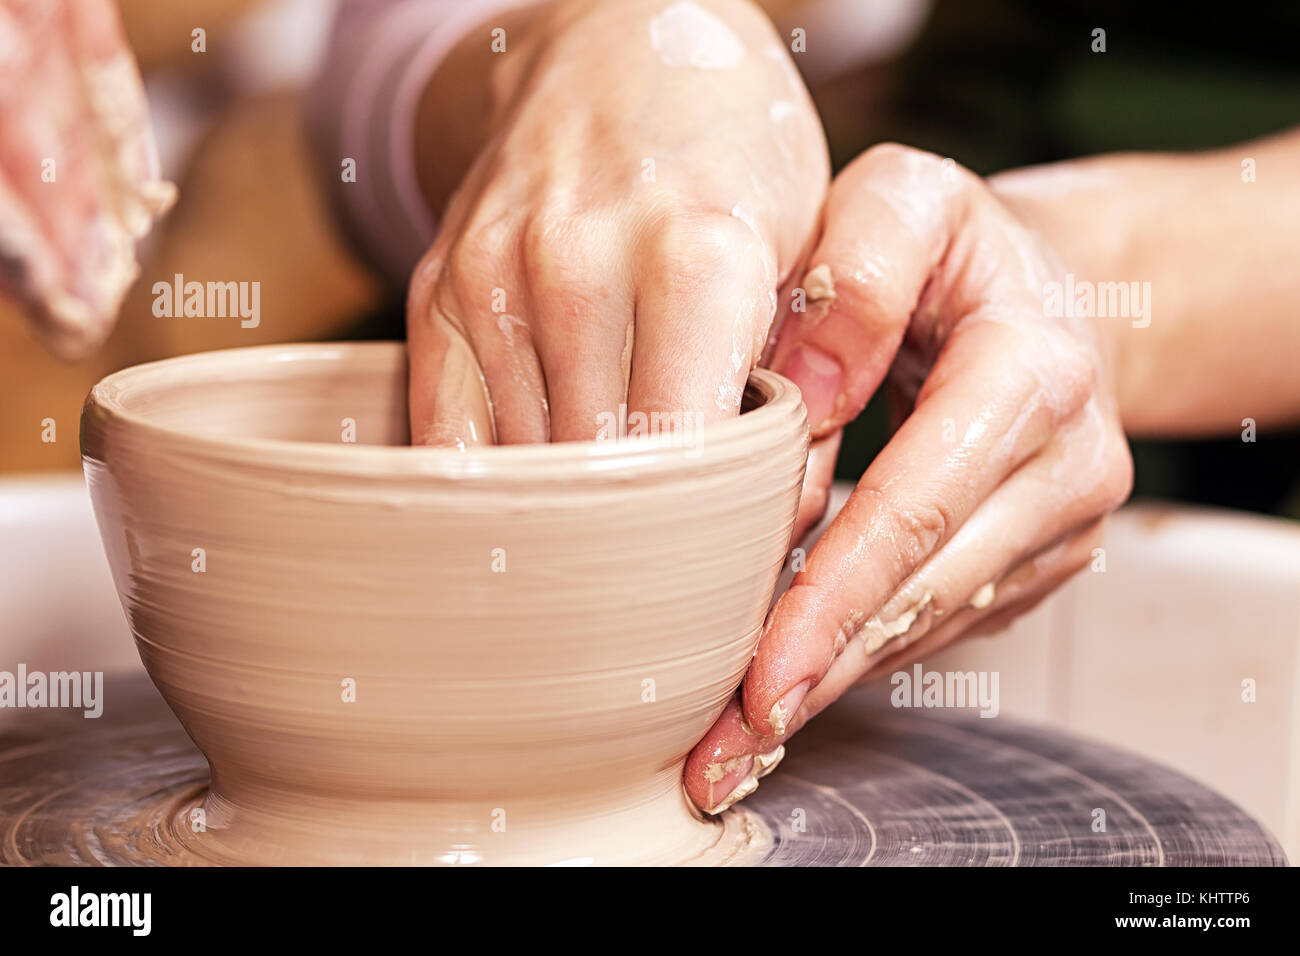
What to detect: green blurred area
<box><xmin>821</xmin><ymin>0</ymin><xmax>1300</xmax><ymax>517</ymax></box>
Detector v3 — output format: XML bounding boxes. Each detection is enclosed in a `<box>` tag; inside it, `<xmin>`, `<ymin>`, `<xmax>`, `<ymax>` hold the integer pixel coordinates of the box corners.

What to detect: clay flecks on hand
<box><xmin>649</xmin><ymin>2</ymin><xmax>745</xmax><ymax>70</ymax></box>
<box><xmin>706</xmin><ymin>745</ymin><xmax>785</xmax><ymax>815</ymax></box>
<box><xmin>858</xmin><ymin>589</ymin><xmax>935</xmax><ymax>656</ymax></box>
<box><xmin>768</xmin><ymin>698</ymin><xmax>791</xmax><ymax>737</ymax></box>
<box><xmin>803</xmin><ymin>263</ymin><xmax>835</xmax><ymax>302</ymax></box>
<box><xmin>969</xmin><ymin>581</ymin><xmax>996</xmax><ymax>609</ymax></box>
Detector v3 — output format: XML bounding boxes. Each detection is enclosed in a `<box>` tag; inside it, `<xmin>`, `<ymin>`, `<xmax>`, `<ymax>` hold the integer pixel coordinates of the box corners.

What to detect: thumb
<box><xmin>768</xmin><ymin>144</ymin><xmax>958</xmax><ymax>437</ymax></box>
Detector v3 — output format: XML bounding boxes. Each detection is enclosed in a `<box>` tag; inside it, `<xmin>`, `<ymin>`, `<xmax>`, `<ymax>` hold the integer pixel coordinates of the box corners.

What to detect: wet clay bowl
<box><xmin>81</xmin><ymin>342</ymin><xmax>808</xmax><ymax>865</ymax></box>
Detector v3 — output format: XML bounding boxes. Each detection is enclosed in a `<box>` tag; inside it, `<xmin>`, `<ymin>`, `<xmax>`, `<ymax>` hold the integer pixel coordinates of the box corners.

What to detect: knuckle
<box><xmin>853</xmin><ymin>142</ymin><xmax>977</xmax><ymax>191</ymax></box>
<box><xmin>861</xmin><ymin>141</ymin><xmax>928</xmax><ymax>170</ymax></box>
<box><xmin>1072</xmin><ymin>418</ymin><xmax>1134</xmax><ymax>514</ymax></box>
<box><xmin>447</xmin><ymin>220</ymin><xmax>515</xmax><ymax>317</ymax></box>
<box><xmin>1016</xmin><ymin>330</ymin><xmax>1097</xmax><ymax>417</ymax></box>
<box><xmin>407</xmin><ymin>246</ymin><xmax>445</xmax><ymax>318</ymax></box>
<box><xmin>521</xmin><ymin>213</ymin><xmax>614</xmax><ymax>321</ymax></box>
<box><xmin>1053</xmin><ymin>373</ymin><xmax>1096</xmax><ymax>424</ymax></box>
<box><xmin>1097</xmin><ymin>440</ymin><xmax>1135</xmax><ymax>511</ymax></box>
<box><xmin>823</xmin><ymin>254</ymin><xmax>907</xmax><ymax>328</ymax></box>
<box><xmin>645</xmin><ymin>211</ymin><xmax>752</xmax><ymax>278</ymax></box>
<box><xmin>1056</xmin><ymin>340</ymin><xmax>1100</xmax><ymax>407</ymax></box>
<box><xmin>1067</xmin><ymin>422</ymin><xmax>1133</xmax><ymax>517</ymax></box>
<box><xmin>888</xmin><ymin>498</ymin><xmax>954</xmax><ymax>565</ymax></box>
<box><xmin>522</xmin><ymin>213</ymin><xmax>596</xmax><ymax>289</ymax></box>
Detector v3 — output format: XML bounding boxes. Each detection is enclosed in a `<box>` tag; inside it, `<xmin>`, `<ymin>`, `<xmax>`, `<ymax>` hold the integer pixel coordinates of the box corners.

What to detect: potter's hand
<box><xmin>0</xmin><ymin>0</ymin><xmax>175</xmax><ymax>357</ymax></box>
<box><xmin>406</xmin><ymin>0</ymin><xmax>827</xmax><ymax>444</ymax></box>
<box><xmin>685</xmin><ymin>145</ymin><xmax>1133</xmax><ymax>812</ymax></box>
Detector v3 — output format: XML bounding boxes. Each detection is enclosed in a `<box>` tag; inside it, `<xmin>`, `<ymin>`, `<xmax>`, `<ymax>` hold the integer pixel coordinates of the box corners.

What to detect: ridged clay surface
<box><xmin>81</xmin><ymin>342</ymin><xmax>808</xmax><ymax>865</ymax></box>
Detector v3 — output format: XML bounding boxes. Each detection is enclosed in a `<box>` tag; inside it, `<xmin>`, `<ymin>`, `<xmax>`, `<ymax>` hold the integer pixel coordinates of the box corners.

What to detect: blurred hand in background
<box><xmin>0</xmin><ymin>0</ymin><xmax>174</xmax><ymax>358</ymax></box>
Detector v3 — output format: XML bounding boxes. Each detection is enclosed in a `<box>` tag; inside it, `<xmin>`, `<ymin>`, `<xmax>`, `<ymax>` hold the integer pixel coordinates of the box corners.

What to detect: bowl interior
<box><xmin>94</xmin><ymin>342</ymin><xmax>782</xmax><ymax>450</ymax></box>
<box><xmin>102</xmin><ymin>343</ymin><xmax>412</xmax><ymax>446</ymax></box>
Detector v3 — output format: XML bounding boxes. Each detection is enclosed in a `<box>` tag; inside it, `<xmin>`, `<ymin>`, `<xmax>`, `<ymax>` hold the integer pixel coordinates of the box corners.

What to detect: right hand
<box><xmin>686</xmin><ymin>144</ymin><xmax>1133</xmax><ymax>813</ymax></box>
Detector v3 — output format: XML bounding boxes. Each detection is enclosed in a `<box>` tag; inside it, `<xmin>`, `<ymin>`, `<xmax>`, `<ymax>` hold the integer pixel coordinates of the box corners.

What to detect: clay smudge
<box><xmin>970</xmin><ymin>582</ymin><xmax>996</xmax><ymax>610</ymax></box>
<box><xmin>768</xmin><ymin>698</ymin><xmax>790</xmax><ymax>736</ymax></box>
<box><xmin>858</xmin><ymin>590</ymin><xmax>935</xmax><ymax>656</ymax></box>
<box><xmin>768</xmin><ymin>99</ymin><xmax>797</xmax><ymax>124</ymax></box>
<box><xmin>803</xmin><ymin>263</ymin><xmax>835</xmax><ymax>302</ymax></box>
<box><xmin>649</xmin><ymin>2</ymin><xmax>745</xmax><ymax>69</ymax></box>
<box><xmin>706</xmin><ymin>745</ymin><xmax>786</xmax><ymax>815</ymax></box>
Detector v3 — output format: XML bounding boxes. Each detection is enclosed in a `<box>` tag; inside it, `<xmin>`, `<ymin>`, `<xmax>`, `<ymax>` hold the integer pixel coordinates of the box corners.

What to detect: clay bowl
<box><xmin>81</xmin><ymin>342</ymin><xmax>808</xmax><ymax>865</ymax></box>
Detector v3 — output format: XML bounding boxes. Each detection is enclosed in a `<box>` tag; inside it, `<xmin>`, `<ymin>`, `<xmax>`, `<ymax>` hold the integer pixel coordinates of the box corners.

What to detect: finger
<box><xmin>741</xmin><ymin>309</ymin><xmax>1097</xmax><ymax>735</ymax></box>
<box><xmin>627</xmin><ymin>213</ymin><xmax>777</xmax><ymax>431</ymax></box>
<box><xmin>759</xmin><ymin>216</ymin><xmax>819</xmax><ymax>366</ymax></box>
<box><xmin>785</xmin><ymin>518</ymin><xmax>1107</xmax><ymax>741</ymax></box>
<box><xmin>443</xmin><ymin>222</ymin><xmax>549</xmax><ymax>445</ymax></box>
<box><xmin>683</xmin><ymin>695</ymin><xmax>785</xmax><ymax>814</ymax></box>
<box><xmin>683</xmin><ymin>518</ymin><xmax>1104</xmax><ymax>814</ymax></box>
<box><xmin>795</xmin><ymin>397</ymin><xmax>1127</xmax><ymax>674</ymax></box>
<box><xmin>682</xmin><ymin>522</ymin><xmax>1102</xmax><ymax>813</ymax></box>
<box><xmin>768</xmin><ymin>144</ymin><xmax>964</xmax><ymax>436</ymax></box>
<box><xmin>525</xmin><ymin>215</ymin><xmax>631</xmax><ymax>442</ymax></box>
<box><xmin>407</xmin><ymin>251</ymin><xmax>495</xmax><ymax>447</ymax></box>
<box><xmin>71</xmin><ymin>0</ymin><xmax>175</xmax><ymax>230</ymax></box>
<box><xmin>467</xmin><ymin>311</ymin><xmax>550</xmax><ymax>443</ymax></box>
<box><xmin>790</xmin><ymin>430</ymin><xmax>840</xmax><ymax>546</ymax></box>
<box><xmin>68</xmin><ymin>0</ymin><xmax>168</xmax><ymax>179</ymax></box>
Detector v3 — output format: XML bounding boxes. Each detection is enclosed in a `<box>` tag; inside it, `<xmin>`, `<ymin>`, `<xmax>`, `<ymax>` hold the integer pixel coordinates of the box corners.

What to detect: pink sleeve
<box><xmin>310</xmin><ymin>0</ymin><xmax>535</xmax><ymax>285</ymax></box>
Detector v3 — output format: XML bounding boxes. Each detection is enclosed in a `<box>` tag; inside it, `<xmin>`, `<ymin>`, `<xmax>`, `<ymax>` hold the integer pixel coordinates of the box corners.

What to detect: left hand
<box><xmin>685</xmin><ymin>144</ymin><xmax>1134</xmax><ymax>813</ymax></box>
<box><xmin>406</xmin><ymin>0</ymin><xmax>828</xmax><ymax>447</ymax></box>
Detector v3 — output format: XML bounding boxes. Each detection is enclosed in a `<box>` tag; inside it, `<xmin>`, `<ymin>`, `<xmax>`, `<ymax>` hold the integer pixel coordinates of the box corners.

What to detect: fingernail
<box><xmin>776</xmin><ymin>344</ymin><xmax>842</xmax><ymax>431</ymax></box>
<box><xmin>704</xmin><ymin>755</ymin><xmax>752</xmax><ymax>813</ymax></box>
<box><xmin>704</xmin><ymin>745</ymin><xmax>786</xmax><ymax>815</ymax></box>
<box><xmin>768</xmin><ymin>679</ymin><xmax>810</xmax><ymax>736</ymax></box>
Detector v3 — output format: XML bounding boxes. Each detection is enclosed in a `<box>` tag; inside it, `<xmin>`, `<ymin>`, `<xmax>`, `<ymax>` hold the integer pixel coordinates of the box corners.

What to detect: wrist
<box><xmin>414</xmin><ymin>2</ymin><xmax>553</xmax><ymax>214</ymax></box>
<box><xmin>989</xmin><ymin>157</ymin><xmax>1166</xmax><ymax>431</ymax></box>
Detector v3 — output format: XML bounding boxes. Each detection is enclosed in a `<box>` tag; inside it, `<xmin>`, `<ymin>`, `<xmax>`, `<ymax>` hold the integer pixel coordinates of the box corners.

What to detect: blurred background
<box><xmin>3</xmin><ymin>0</ymin><xmax>1298</xmax><ymax>518</ymax></box>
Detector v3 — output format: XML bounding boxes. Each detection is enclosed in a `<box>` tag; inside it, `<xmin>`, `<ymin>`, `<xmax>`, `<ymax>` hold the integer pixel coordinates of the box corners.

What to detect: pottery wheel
<box><xmin>0</xmin><ymin>675</ymin><xmax>1283</xmax><ymax>867</ymax></box>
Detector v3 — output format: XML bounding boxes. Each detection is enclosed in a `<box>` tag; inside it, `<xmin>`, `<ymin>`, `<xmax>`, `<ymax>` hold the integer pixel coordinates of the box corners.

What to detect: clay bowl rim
<box><xmin>83</xmin><ymin>342</ymin><xmax>808</xmax><ymax>482</ymax></box>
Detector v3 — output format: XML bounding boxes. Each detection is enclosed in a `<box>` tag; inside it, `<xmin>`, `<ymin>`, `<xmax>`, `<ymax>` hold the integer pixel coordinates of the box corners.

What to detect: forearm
<box><xmin>991</xmin><ymin>128</ymin><xmax>1300</xmax><ymax>437</ymax></box>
